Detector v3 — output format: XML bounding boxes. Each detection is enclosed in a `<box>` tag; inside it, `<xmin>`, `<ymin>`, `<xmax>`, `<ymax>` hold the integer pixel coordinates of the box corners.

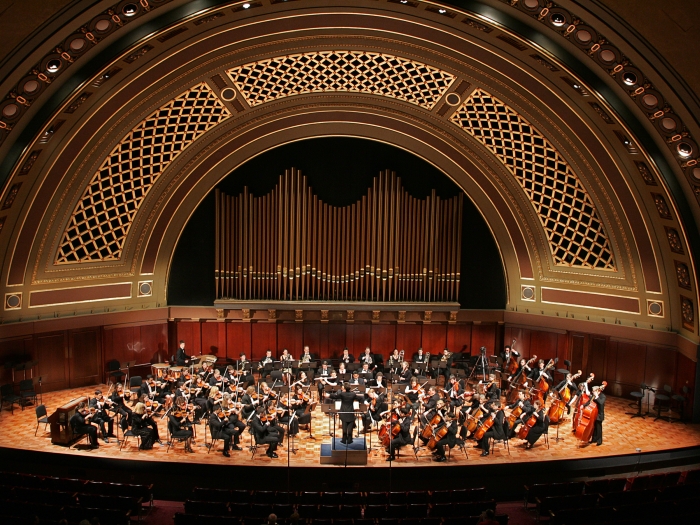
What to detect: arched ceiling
<box><xmin>0</xmin><ymin>0</ymin><xmax>698</xmax><ymax>345</ymax></box>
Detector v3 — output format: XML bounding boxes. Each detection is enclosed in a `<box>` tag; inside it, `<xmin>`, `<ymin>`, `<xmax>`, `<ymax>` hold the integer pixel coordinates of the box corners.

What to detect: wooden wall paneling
<box><xmin>107</xmin><ymin>326</ymin><xmax>136</xmax><ymax>367</ymax></box>
<box><xmin>447</xmin><ymin>323</ymin><xmax>471</xmax><ymax>355</ymax></box>
<box><xmin>675</xmin><ymin>353</ymin><xmax>696</xmax><ymax>415</ymax></box>
<box><xmin>301</xmin><ymin>323</ymin><xmax>320</xmax><ymax>358</ymax></box>
<box><xmin>371</xmin><ymin>324</ymin><xmax>397</xmax><ymax>356</ymax></box>
<box><xmin>556</xmin><ymin>334</ymin><xmax>570</xmax><ymax>366</ymax></box>
<box><xmin>278</xmin><ymin>323</ymin><xmax>303</xmax><ymax>355</ymax></box>
<box><xmin>530</xmin><ymin>330</ymin><xmax>559</xmax><ymax>362</ymax></box>
<box><xmin>176</xmin><ymin>321</ymin><xmax>202</xmax><ymax>356</ymax></box>
<box><xmin>36</xmin><ymin>333</ymin><xmax>68</xmax><ymax>392</ymax></box>
<box><xmin>614</xmin><ymin>341</ymin><xmax>646</xmax><ymax>397</ymax></box>
<box><xmin>506</xmin><ymin>327</ymin><xmax>532</xmax><ymax>358</ymax></box>
<box><xmin>644</xmin><ymin>345</ymin><xmax>678</xmax><ymax>394</ymax></box>
<box><xmin>605</xmin><ymin>340</ymin><xmax>618</xmax><ymax>389</ymax></box>
<box><xmin>0</xmin><ymin>336</ymin><xmax>34</xmax><ymax>385</ymax></box>
<box><xmin>588</xmin><ymin>337</ymin><xmax>607</xmax><ymax>383</ymax></box>
<box><xmin>201</xmin><ymin>322</ymin><xmax>225</xmax><ymax>359</ymax></box>
<box><xmin>570</xmin><ymin>334</ymin><xmax>586</xmax><ymax>372</ymax></box>
<box><xmin>471</xmin><ymin>324</ymin><xmax>497</xmax><ymax>356</ymax></box>
<box><xmin>227</xmin><ymin>323</ymin><xmax>251</xmax><ymax>360</ymax></box>
<box><xmin>327</xmin><ymin>324</ymin><xmax>346</xmax><ymax>358</ymax></box>
<box><xmin>346</xmin><ymin>324</ymin><xmax>371</xmax><ymax>357</ymax></box>
<box><xmin>422</xmin><ymin>324</ymin><xmax>447</xmax><ymax>355</ymax></box>
<box><xmin>139</xmin><ymin>323</ymin><xmax>168</xmax><ymax>364</ymax></box>
<box><xmin>396</xmin><ymin>324</ymin><xmax>422</xmax><ymax>355</ymax></box>
<box><xmin>315</xmin><ymin>323</ymin><xmax>330</xmax><ymax>359</ymax></box>
<box><xmin>251</xmin><ymin>323</ymin><xmax>277</xmax><ymax>359</ymax></box>
<box><xmin>69</xmin><ymin>329</ymin><xmax>101</xmax><ymax>388</ymax></box>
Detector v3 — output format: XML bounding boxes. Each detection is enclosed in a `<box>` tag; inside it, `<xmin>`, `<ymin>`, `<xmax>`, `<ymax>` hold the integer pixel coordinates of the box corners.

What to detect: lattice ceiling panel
<box><xmin>227</xmin><ymin>51</ymin><xmax>455</xmax><ymax>109</ymax></box>
<box><xmin>450</xmin><ymin>89</ymin><xmax>615</xmax><ymax>269</ymax></box>
<box><xmin>56</xmin><ymin>83</ymin><xmax>231</xmax><ymax>264</ymax></box>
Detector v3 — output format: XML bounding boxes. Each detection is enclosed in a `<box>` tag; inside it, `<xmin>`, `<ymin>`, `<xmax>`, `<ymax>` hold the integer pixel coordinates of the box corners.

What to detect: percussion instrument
<box><xmin>152</xmin><ymin>363</ymin><xmax>170</xmax><ymax>379</ymax></box>
<box><xmin>170</xmin><ymin>366</ymin><xmax>184</xmax><ymax>380</ymax></box>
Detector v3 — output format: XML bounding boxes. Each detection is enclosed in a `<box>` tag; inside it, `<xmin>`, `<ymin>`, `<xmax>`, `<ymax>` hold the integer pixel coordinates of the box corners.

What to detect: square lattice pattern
<box><xmin>450</xmin><ymin>89</ymin><xmax>616</xmax><ymax>269</ymax></box>
<box><xmin>227</xmin><ymin>51</ymin><xmax>456</xmax><ymax>109</ymax></box>
<box><xmin>56</xmin><ymin>83</ymin><xmax>231</xmax><ymax>263</ymax></box>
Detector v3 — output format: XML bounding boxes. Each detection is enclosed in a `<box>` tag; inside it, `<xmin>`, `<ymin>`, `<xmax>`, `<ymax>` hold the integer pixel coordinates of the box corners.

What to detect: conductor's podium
<box><xmin>320</xmin><ymin>437</ymin><xmax>368</xmax><ymax>465</ymax></box>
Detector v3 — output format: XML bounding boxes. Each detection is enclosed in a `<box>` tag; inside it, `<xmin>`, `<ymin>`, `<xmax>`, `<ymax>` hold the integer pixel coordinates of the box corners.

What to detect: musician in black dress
<box><xmin>508</xmin><ymin>358</ymin><xmax>532</xmax><ymax>384</ymax></box>
<box><xmin>89</xmin><ymin>390</ymin><xmax>115</xmax><ymax>442</ymax></box>
<box><xmin>419</xmin><ymin>398</ymin><xmax>447</xmax><ymax>446</ymax></box>
<box><xmin>583</xmin><ymin>385</ymin><xmax>605</xmax><ymax>446</ymax></box>
<box><xmin>386</xmin><ymin>407</ymin><xmax>413</xmax><ymax>461</ymax></box>
<box><xmin>479</xmin><ymin>374</ymin><xmax>501</xmax><ymax>401</ymax></box>
<box><xmin>168</xmin><ymin>407</ymin><xmax>194</xmax><ymax>452</ymax></box>
<box><xmin>387</xmin><ymin>349</ymin><xmax>403</xmax><ymax>375</ymax></box>
<box><xmin>70</xmin><ymin>402</ymin><xmax>99</xmax><ymax>448</ymax></box>
<box><xmin>326</xmin><ymin>384</ymin><xmax>364</xmax><ymax>444</ymax></box>
<box><xmin>110</xmin><ymin>383</ymin><xmax>133</xmax><ymax>431</ymax></box>
<box><xmin>250</xmin><ymin>406</ymin><xmax>283</xmax><ymax>458</ymax></box>
<box><xmin>477</xmin><ymin>402</ymin><xmax>506</xmax><ymax>457</ymax></box>
<box><xmin>433</xmin><ymin>412</ymin><xmax>464</xmax><ymax>462</ymax></box>
<box><xmin>524</xmin><ymin>400</ymin><xmax>548</xmax><ymax>449</ymax></box>
<box><xmin>131</xmin><ymin>403</ymin><xmax>155</xmax><ymax>450</ymax></box>
<box><xmin>398</xmin><ymin>361</ymin><xmax>412</xmax><ymax>384</ymax></box>
<box><xmin>176</xmin><ymin>340</ymin><xmax>191</xmax><ymax>366</ymax></box>
<box><xmin>446</xmin><ymin>374</ymin><xmax>465</xmax><ymax>410</ymax></box>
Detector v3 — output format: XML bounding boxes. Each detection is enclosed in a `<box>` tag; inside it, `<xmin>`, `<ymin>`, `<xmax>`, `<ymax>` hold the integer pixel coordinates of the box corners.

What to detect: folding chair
<box><xmin>35</xmin><ymin>404</ymin><xmax>49</xmax><ymax>436</ymax></box>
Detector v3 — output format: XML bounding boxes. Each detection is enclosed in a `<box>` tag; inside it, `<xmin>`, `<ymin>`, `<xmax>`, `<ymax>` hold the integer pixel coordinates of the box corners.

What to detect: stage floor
<box><xmin>2</xmin><ymin>385</ymin><xmax>699</xmax><ymax>468</ymax></box>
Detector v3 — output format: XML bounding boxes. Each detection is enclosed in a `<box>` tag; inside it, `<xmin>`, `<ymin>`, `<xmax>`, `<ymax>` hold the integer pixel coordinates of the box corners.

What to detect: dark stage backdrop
<box><xmin>168</xmin><ymin>137</ymin><xmax>506</xmax><ymax>308</ymax></box>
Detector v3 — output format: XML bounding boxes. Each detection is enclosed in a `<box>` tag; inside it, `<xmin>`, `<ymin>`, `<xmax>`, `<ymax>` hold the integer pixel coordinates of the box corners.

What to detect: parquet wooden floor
<box><xmin>2</xmin><ymin>385</ymin><xmax>699</xmax><ymax>468</ymax></box>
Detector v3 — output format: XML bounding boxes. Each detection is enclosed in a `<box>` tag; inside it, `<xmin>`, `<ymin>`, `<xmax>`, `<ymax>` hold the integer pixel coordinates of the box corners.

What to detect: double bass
<box><xmin>572</xmin><ymin>373</ymin><xmax>595</xmax><ymax>431</ymax></box>
<box><xmin>533</xmin><ymin>358</ymin><xmax>558</xmax><ymax>404</ymax></box>
<box><xmin>505</xmin><ymin>339</ymin><xmax>519</xmax><ymax>375</ymax></box>
<box><xmin>548</xmin><ymin>370</ymin><xmax>582</xmax><ymax>424</ymax></box>
<box><xmin>575</xmin><ymin>381</ymin><xmax>607</xmax><ymax>442</ymax></box>
<box><xmin>507</xmin><ymin>355</ymin><xmax>537</xmax><ymax>403</ymax></box>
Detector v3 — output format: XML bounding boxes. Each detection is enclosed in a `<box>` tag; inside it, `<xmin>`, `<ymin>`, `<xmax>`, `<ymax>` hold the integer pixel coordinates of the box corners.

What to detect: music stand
<box><xmin>122</xmin><ymin>361</ymin><xmax>136</xmax><ymax>385</ymax></box>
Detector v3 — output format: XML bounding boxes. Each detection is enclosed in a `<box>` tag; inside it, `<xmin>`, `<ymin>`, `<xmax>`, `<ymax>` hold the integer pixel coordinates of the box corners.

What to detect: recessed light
<box><xmin>550</xmin><ymin>13</ymin><xmax>566</xmax><ymax>27</ymax></box>
<box><xmin>438</xmin><ymin>9</ymin><xmax>447</xmax><ymax>14</ymax></box>
<box><xmin>677</xmin><ymin>142</ymin><xmax>693</xmax><ymax>157</ymax></box>
<box><xmin>243</xmin><ymin>2</ymin><xmax>251</xmax><ymax>8</ymax></box>
<box><xmin>622</xmin><ymin>71</ymin><xmax>637</xmax><ymax>86</ymax></box>
<box><xmin>46</xmin><ymin>59</ymin><xmax>62</xmax><ymax>73</ymax></box>
<box><xmin>122</xmin><ymin>3</ymin><xmax>138</xmax><ymax>16</ymax></box>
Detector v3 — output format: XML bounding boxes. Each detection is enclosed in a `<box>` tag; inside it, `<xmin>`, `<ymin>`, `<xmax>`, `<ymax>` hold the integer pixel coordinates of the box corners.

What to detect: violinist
<box><xmin>359</xmin><ymin>362</ymin><xmax>373</xmax><ymax>381</ymax></box>
<box><xmin>110</xmin><ymin>383</ymin><xmax>133</xmax><ymax>431</ymax></box>
<box><xmin>176</xmin><ymin>340</ymin><xmax>191</xmax><ymax>366</ymax></box>
<box><xmin>222</xmin><ymin>392</ymin><xmax>245</xmax><ymax>446</ymax></box>
<box><xmin>209</xmin><ymin>408</ymin><xmax>234</xmax><ymax>457</ymax></box>
<box><xmin>447</xmin><ymin>375</ymin><xmax>465</xmax><ymax>410</ymax></box>
<box><xmin>398</xmin><ymin>361</ymin><xmax>412</xmax><ymax>384</ymax></box>
<box><xmin>523</xmin><ymin>400</ymin><xmax>548</xmax><ymax>449</ymax></box>
<box><xmin>582</xmin><ymin>385</ymin><xmax>605</xmax><ymax>446</ymax></box>
<box><xmin>433</xmin><ymin>411</ymin><xmax>464</xmax><ymax>462</ymax></box>
<box><xmin>404</xmin><ymin>377</ymin><xmax>422</xmax><ymax>412</ymax></box>
<box><xmin>250</xmin><ymin>405</ymin><xmax>283</xmax><ymax>458</ymax></box>
<box><xmin>479</xmin><ymin>374</ymin><xmax>501</xmax><ymax>401</ymax></box>
<box><xmin>420</xmin><ymin>386</ymin><xmax>441</xmax><ymax>425</ymax></box>
<box><xmin>141</xmin><ymin>398</ymin><xmax>163</xmax><ymax>444</ymax></box>
<box><xmin>476</xmin><ymin>401</ymin><xmax>505</xmax><ymax>457</ymax></box>
<box><xmin>292</xmin><ymin>384</ymin><xmax>313</xmax><ymax>430</ymax></box>
<box><xmin>168</xmin><ymin>399</ymin><xmax>194</xmax><ymax>452</ymax></box>
<box><xmin>209</xmin><ymin>369</ymin><xmax>227</xmax><ymax>389</ymax></box>
<box><xmin>277</xmin><ymin>392</ymin><xmax>298</xmax><ymax>435</ymax></box>
<box><xmin>359</xmin><ymin>347</ymin><xmax>375</xmax><ymax>371</ymax></box>
<box><xmin>506</xmin><ymin>390</ymin><xmax>534</xmax><ymax>438</ymax></box>
<box><xmin>132</xmin><ymin>402</ymin><xmax>155</xmax><ymax>450</ymax></box>
<box><xmin>207</xmin><ymin>386</ymin><xmax>223</xmax><ymax>416</ymax></box>
<box><xmin>69</xmin><ymin>402</ymin><xmax>99</xmax><ymax>449</ymax></box>
<box><xmin>240</xmin><ymin>386</ymin><xmax>259</xmax><ymax>420</ymax></box>
<box><xmin>386</xmin><ymin>407</ymin><xmax>413</xmax><ymax>461</ymax></box>
<box><xmin>89</xmin><ymin>389</ymin><xmax>116</xmax><ymax>443</ymax></box>
<box><xmin>362</xmin><ymin>388</ymin><xmax>387</xmax><ymax>433</ymax></box>
<box><xmin>341</xmin><ymin>347</ymin><xmax>354</xmax><ymax>364</ymax></box>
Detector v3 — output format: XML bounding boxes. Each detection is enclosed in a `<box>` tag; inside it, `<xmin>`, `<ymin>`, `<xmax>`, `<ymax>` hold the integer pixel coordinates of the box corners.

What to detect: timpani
<box><xmin>169</xmin><ymin>366</ymin><xmax>184</xmax><ymax>380</ymax></box>
<box><xmin>152</xmin><ymin>363</ymin><xmax>169</xmax><ymax>379</ymax></box>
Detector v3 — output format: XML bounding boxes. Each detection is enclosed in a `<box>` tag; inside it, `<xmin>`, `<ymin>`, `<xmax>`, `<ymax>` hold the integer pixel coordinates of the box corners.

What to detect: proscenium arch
<box><xmin>157</xmin><ymin>120</ymin><xmax>523</xmax><ymax>307</ymax></box>
<box><xmin>0</xmin><ymin>0</ymin><xmax>697</xmax><ymax>346</ymax></box>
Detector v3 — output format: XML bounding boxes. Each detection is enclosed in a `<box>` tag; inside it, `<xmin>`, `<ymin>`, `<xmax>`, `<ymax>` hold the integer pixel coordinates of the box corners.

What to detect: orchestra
<box><xmin>54</xmin><ymin>344</ymin><xmax>611</xmax><ymax>462</ymax></box>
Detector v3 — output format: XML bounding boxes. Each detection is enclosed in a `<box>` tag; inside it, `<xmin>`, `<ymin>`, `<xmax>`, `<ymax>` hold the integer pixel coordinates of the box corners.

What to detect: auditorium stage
<box><xmin>2</xmin><ymin>385</ymin><xmax>700</xmax><ymax>498</ymax></box>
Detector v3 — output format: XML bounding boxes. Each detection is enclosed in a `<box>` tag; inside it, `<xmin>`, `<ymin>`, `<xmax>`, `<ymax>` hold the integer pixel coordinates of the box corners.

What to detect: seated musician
<box><xmin>258</xmin><ymin>349</ymin><xmax>274</xmax><ymax>373</ymax></box>
<box><xmin>413</xmin><ymin>347</ymin><xmax>428</xmax><ymax>376</ymax></box>
<box><xmin>459</xmin><ymin>393</ymin><xmax>484</xmax><ymax>439</ymax></box>
<box><xmin>131</xmin><ymin>402</ymin><xmax>155</xmax><ymax>450</ymax></box>
<box><xmin>291</xmin><ymin>384</ymin><xmax>313</xmax><ymax>430</ymax></box>
<box><xmin>479</xmin><ymin>374</ymin><xmax>501</xmax><ymax>401</ymax></box>
<box><xmin>299</xmin><ymin>346</ymin><xmax>314</xmax><ymax>364</ymax></box>
<box><xmin>476</xmin><ymin>402</ymin><xmax>506</xmax><ymax>457</ymax></box>
<box><xmin>433</xmin><ymin>411</ymin><xmax>464</xmax><ymax>462</ymax></box>
<box><xmin>110</xmin><ymin>383</ymin><xmax>133</xmax><ymax>431</ymax></box>
<box><xmin>362</xmin><ymin>388</ymin><xmax>387</xmax><ymax>433</ymax></box>
<box><xmin>419</xmin><ymin>386</ymin><xmax>441</xmax><ymax>425</ymax></box>
<box><xmin>174</xmin><ymin>395</ymin><xmax>196</xmax><ymax>433</ymax></box>
<box><xmin>277</xmin><ymin>392</ymin><xmax>298</xmax><ymax>435</ymax></box>
<box><xmin>89</xmin><ymin>389</ymin><xmax>116</xmax><ymax>443</ymax></box>
<box><xmin>168</xmin><ymin>403</ymin><xmax>194</xmax><ymax>452</ymax></box>
<box><xmin>316</xmin><ymin>361</ymin><xmax>334</xmax><ymax>396</ymax></box>
<box><xmin>419</xmin><ymin>398</ymin><xmax>447</xmax><ymax>446</ymax></box>
<box><xmin>176</xmin><ymin>340</ymin><xmax>191</xmax><ymax>366</ymax></box>
<box><xmin>240</xmin><ymin>385</ymin><xmax>261</xmax><ymax>417</ymax></box>
<box><xmin>372</xmin><ymin>372</ymin><xmax>386</xmax><ymax>389</ymax></box>
<box><xmin>250</xmin><ymin>405</ymin><xmax>284</xmax><ymax>458</ymax></box>
<box><xmin>359</xmin><ymin>347</ymin><xmax>375</xmax><ymax>371</ymax></box>
<box><xmin>523</xmin><ymin>399</ymin><xmax>548</xmax><ymax>449</ymax></box>
<box><xmin>209</xmin><ymin>369</ymin><xmax>227</xmax><ymax>389</ymax></box>
<box><xmin>404</xmin><ymin>377</ymin><xmax>421</xmax><ymax>413</ymax></box>
<box><xmin>70</xmin><ymin>402</ymin><xmax>99</xmax><ymax>448</ymax></box>
<box><xmin>206</xmin><ymin>386</ymin><xmax>223</xmax><ymax>417</ymax></box>
<box><xmin>386</xmin><ymin>407</ymin><xmax>413</xmax><ymax>461</ymax></box>
<box><xmin>337</xmin><ymin>362</ymin><xmax>349</xmax><ymax>380</ymax></box>
<box><xmin>236</xmin><ymin>353</ymin><xmax>255</xmax><ymax>384</ymax></box>
<box><xmin>291</xmin><ymin>371</ymin><xmax>311</xmax><ymax>388</ymax></box>
<box><xmin>340</xmin><ymin>347</ymin><xmax>354</xmax><ymax>364</ymax></box>
<box><xmin>359</xmin><ymin>362</ymin><xmax>374</xmax><ymax>381</ymax></box>
<box><xmin>348</xmin><ymin>370</ymin><xmax>365</xmax><ymax>388</ymax></box>
<box><xmin>198</xmin><ymin>361</ymin><xmax>212</xmax><ymax>380</ymax></box>
<box><xmin>447</xmin><ymin>374</ymin><xmax>465</xmax><ymax>410</ymax></box>
<box><xmin>398</xmin><ymin>361</ymin><xmax>412</xmax><ymax>384</ymax></box>
<box><xmin>387</xmin><ymin>349</ymin><xmax>402</xmax><ymax>374</ymax></box>
<box><xmin>506</xmin><ymin>390</ymin><xmax>534</xmax><ymax>438</ymax></box>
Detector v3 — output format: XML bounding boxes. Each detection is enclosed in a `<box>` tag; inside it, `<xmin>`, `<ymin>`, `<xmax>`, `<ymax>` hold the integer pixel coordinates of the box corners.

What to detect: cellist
<box><xmin>506</xmin><ymin>390</ymin><xmax>534</xmax><ymax>438</ymax></box>
<box><xmin>419</xmin><ymin>386</ymin><xmax>441</xmax><ymax>425</ymax></box>
<box><xmin>524</xmin><ymin>400</ymin><xmax>548</xmax><ymax>449</ymax></box>
<box><xmin>386</xmin><ymin>407</ymin><xmax>412</xmax><ymax>461</ymax></box>
<box><xmin>433</xmin><ymin>411</ymin><xmax>464</xmax><ymax>462</ymax></box>
<box><xmin>476</xmin><ymin>401</ymin><xmax>506</xmax><ymax>457</ymax></box>
<box><xmin>582</xmin><ymin>385</ymin><xmax>606</xmax><ymax>446</ymax></box>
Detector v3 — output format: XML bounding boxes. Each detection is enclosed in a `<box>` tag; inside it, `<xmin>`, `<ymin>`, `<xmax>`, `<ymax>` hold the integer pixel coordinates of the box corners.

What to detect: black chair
<box><xmin>35</xmin><ymin>404</ymin><xmax>49</xmax><ymax>435</ymax></box>
<box><xmin>654</xmin><ymin>385</ymin><xmax>672</xmax><ymax>422</ymax></box>
<box><xmin>1</xmin><ymin>383</ymin><xmax>21</xmax><ymax>414</ymax></box>
<box><xmin>119</xmin><ymin>426</ymin><xmax>142</xmax><ymax>451</ymax></box>
<box><xmin>166</xmin><ymin>421</ymin><xmax>188</xmax><ymax>453</ymax></box>
<box><xmin>107</xmin><ymin>359</ymin><xmax>126</xmax><ymax>385</ymax></box>
<box><xmin>18</xmin><ymin>379</ymin><xmax>37</xmax><ymax>410</ymax></box>
<box><xmin>627</xmin><ymin>384</ymin><xmax>645</xmax><ymax>418</ymax></box>
<box><xmin>672</xmin><ymin>385</ymin><xmax>689</xmax><ymax>423</ymax></box>
<box><xmin>129</xmin><ymin>375</ymin><xmax>143</xmax><ymax>395</ymax></box>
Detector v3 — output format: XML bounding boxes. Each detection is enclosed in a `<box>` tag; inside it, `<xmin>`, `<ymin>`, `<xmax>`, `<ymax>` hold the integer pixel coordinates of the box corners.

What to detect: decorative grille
<box><xmin>227</xmin><ymin>51</ymin><xmax>455</xmax><ymax>109</ymax></box>
<box><xmin>56</xmin><ymin>83</ymin><xmax>231</xmax><ymax>263</ymax></box>
<box><xmin>450</xmin><ymin>89</ymin><xmax>616</xmax><ymax>270</ymax></box>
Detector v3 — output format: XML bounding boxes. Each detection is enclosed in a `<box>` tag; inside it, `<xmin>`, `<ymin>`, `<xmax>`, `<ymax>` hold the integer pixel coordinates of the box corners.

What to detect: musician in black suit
<box><xmin>347</xmin><ymin>371</ymin><xmax>365</xmax><ymax>388</ymax></box>
<box><xmin>250</xmin><ymin>406</ymin><xmax>283</xmax><ymax>458</ymax></box>
<box><xmin>480</xmin><ymin>374</ymin><xmax>501</xmax><ymax>401</ymax></box>
<box><xmin>326</xmin><ymin>384</ymin><xmax>364</xmax><ymax>444</ymax></box>
<box><xmin>89</xmin><ymin>390</ymin><xmax>115</xmax><ymax>443</ymax></box>
<box><xmin>340</xmin><ymin>347</ymin><xmax>354</xmax><ymax>364</ymax></box>
<box><xmin>413</xmin><ymin>347</ymin><xmax>429</xmax><ymax>376</ymax></box>
<box><xmin>499</xmin><ymin>345</ymin><xmax>519</xmax><ymax>366</ymax></box>
<box><xmin>583</xmin><ymin>385</ymin><xmax>605</xmax><ymax>446</ymax></box>
<box><xmin>176</xmin><ymin>340</ymin><xmax>191</xmax><ymax>366</ymax></box>
<box><xmin>433</xmin><ymin>412</ymin><xmax>464</xmax><ymax>462</ymax></box>
<box><xmin>362</xmin><ymin>389</ymin><xmax>387</xmax><ymax>432</ymax></box>
<box><xmin>420</xmin><ymin>386</ymin><xmax>441</xmax><ymax>425</ymax></box>
<box><xmin>359</xmin><ymin>347</ymin><xmax>375</xmax><ymax>371</ymax></box>
<box><xmin>359</xmin><ymin>362</ymin><xmax>373</xmax><ymax>381</ymax></box>
<box><xmin>70</xmin><ymin>402</ymin><xmax>98</xmax><ymax>448</ymax></box>
<box><xmin>524</xmin><ymin>400</ymin><xmax>548</xmax><ymax>449</ymax></box>
<box><xmin>506</xmin><ymin>390</ymin><xmax>534</xmax><ymax>438</ymax></box>
<box><xmin>528</xmin><ymin>359</ymin><xmax>551</xmax><ymax>382</ymax></box>
<box><xmin>477</xmin><ymin>402</ymin><xmax>506</xmax><ymax>457</ymax></box>
<box><xmin>386</xmin><ymin>407</ymin><xmax>413</xmax><ymax>461</ymax></box>
<box><xmin>209</xmin><ymin>411</ymin><xmax>235</xmax><ymax>457</ymax></box>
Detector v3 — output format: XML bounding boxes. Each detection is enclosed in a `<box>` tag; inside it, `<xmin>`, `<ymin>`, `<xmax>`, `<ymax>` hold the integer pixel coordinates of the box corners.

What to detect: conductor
<box><xmin>326</xmin><ymin>384</ymin><xmax>364</xmax><ymax>445</ymax></box>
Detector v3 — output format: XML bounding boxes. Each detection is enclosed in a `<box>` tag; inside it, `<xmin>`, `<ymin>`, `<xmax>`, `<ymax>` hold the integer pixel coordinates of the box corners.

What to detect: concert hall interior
<box><xmin>2</xmin><ymin>0</ymin><xmax>700</xmax><ymax>523</ymax></box>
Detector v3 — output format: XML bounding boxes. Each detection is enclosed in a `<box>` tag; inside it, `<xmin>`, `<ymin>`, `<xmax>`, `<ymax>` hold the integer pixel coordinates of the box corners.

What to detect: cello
<box><xmin>575</xmin><ymin>381</ymin><xmax>607</xmax><ymax>442</ymax></box>
<box><xmin>572</xmin><ymin>373</ymin><xmax>595</xmax><ymax>431</ymax></box>
<box><xmin>473</xmin><ymin>411</ymin><xmax>496</xmax><ymax>441</ymax></box>
<box><xmin>548</xmin><ymin>370</ymin><xmax>582</xmax><ymax>424</ymax></box>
